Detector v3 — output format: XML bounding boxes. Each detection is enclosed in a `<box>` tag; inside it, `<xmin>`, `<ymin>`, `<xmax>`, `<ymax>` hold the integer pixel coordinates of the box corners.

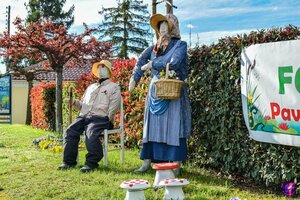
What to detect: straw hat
<box><xmin>150</xmin><ymin>14</ymin><xmax>173</xmax><ymax>34</ymax></box>
<box><xmin>150</xmin><ymin>14</ymin><xmax>180</xmax><ymax>39</ymax></box>
<box><xmin>91</xmin><ymin>60</ymin><xmax>113</xmax><ymax>78</ymax></box>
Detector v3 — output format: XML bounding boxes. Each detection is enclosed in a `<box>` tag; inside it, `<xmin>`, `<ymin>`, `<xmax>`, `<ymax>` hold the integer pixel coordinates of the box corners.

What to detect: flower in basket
<box><xmin>160</xmin><ymin>70</ymin><xmax>165</xmax><ymax>78</ymax></box>
<box><xmin>169</xmin><ymin>70</ymin><xmax>177</xmax><ymax>79</ymax></box>
<box><xmin>160</xmin><ymin>69</ymin><xmax>177</xmax><ymax>79</ymax></box>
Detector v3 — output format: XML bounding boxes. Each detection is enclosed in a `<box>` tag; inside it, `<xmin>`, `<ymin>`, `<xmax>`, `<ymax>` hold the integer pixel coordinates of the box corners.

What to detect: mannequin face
<box><xmin>97</xmin><ymin>64</ymin><xmax>110</xmax><ymax>79</ymax></box>
<box><xmin>159</xmin><ymin>21</ymin><xmax>169</xmax><ymax>36</ymax></box>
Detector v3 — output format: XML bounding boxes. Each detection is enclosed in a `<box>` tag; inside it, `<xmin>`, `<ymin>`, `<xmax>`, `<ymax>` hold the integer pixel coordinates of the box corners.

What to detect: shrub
<box><xmin>62</xmin><ymin>81</ymin><xmax>81</xmax><ymax>130</ymax></box>
<box><xmin>111</xmin><ymin>58</ymin><xmax>149</xmax><ymax>148</ymax></box>
<box><xmin>188</xmin><ymin>25</ymin><xmax>300</xmax><ymax>186</ymax></box>
<box><xmin>74</xmin><ymin>72</ymin><xmax>98</xmax><ymax>98</ymax></box>
<box><xmin>43</xmin><ymin>85</ymin><xmax>56</xmax><ymax>131</ymax></box>
<box><xmin>31</xmin><ymin>81</ymin><xmax>83</xmax><ymax>132</ymax></box>
<box><xmin>32</xmin><ymin>135</ymin><xmax>63</xmax><ymax>152</ymax></box>
<box><xmin>31</xmin><ymin>82</ymin><xmax>56</xmax><ymax>131</ymax></box>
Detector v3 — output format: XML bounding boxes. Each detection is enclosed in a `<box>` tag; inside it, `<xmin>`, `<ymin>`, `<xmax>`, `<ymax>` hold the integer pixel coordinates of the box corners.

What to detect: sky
<box><xmin>1</xmin><ymin>0</ymin><xmax>300</xmax><ymax>73</ymax></box>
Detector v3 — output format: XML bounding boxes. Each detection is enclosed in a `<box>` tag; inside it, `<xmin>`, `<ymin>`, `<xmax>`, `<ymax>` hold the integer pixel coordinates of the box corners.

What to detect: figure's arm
<box><xmin>108</xmin><ymin>85</ymin><xmax>121</xmax><ymax>122</ymax></box>
<box><xmin>152</xmin><ymin>41</ymin><xmax>187</xmax><ymax>71</ymax></box>
<box><xmin>169</xmin><ymin>41</ymin><xmax>188</xmax><ymax>70</ymax></box>
<box><xmin>131</xmin><ymin>46</ymin><xmax>153</xmax><ymax>84</ymax></box>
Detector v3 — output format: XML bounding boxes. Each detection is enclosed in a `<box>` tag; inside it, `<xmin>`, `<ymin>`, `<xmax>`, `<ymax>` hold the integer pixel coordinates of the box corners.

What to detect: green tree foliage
<box><xmin>98</xmin><ymin>0</ymin><xmax>152</xmax><ymax>58</ymax></box>
<box><xmin>25</xmin><ymin>0</ymin><xmax>74</xmax><ymax>29</ymax></box>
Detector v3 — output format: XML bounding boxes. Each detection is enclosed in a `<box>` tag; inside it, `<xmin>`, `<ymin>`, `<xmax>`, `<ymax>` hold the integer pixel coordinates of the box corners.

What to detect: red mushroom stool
<box><xmin>159</xmin><ymin>178</ymin><xmax>189</xmax><ymax>200</ymax></box>
<box><xmin>152</xmin><ymin>162</ymin><xmax>179</xmax><ymax>188</ymax></box>
<box><xmin>120</xmin><ymin>179</ymin><xmax>150</xmax><ymax>200</ymax></box>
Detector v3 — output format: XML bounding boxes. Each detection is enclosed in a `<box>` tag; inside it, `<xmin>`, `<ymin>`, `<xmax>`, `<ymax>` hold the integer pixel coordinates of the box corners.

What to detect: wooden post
<box><xmin>5</xmin><ymin>6</ymin><xmax>11</xmax><ymax>73</ymax></box>
<box><xmin>6</xmin><ymin>6</ymin><xmax>11</xmax><ymax>35</ymax></box>
<box><xmin>152</xmin><ymin>0</ymin><xmax>159</xmax><ymax>40</ymax></box>
<box><xmin>152</xmin><ymin>0</ymin><xmax>157</xmax><ymax>15</ymax></box>
<box><xmin>166</xmin><ymin>0</ymin><xmax>173</xmax><ymax>14</ymax></box>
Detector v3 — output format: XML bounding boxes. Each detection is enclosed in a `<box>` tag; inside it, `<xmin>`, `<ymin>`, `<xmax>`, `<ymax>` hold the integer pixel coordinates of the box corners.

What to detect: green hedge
<box><xmin>43</xmin><ymin>87</ymin><xmax>56</xmax><ymax>132</ymax></box>
<box><xmin>188</xmin><ymin>25</ymin><xmax>300</xmax><ymax>186</ymax></box>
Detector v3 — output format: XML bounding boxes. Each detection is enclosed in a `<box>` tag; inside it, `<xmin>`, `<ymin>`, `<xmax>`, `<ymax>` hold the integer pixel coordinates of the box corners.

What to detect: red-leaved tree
<box><xmin>0</xmin><ymin>18</ymin><xmax>111</xmax><ymax>134</ymax></box>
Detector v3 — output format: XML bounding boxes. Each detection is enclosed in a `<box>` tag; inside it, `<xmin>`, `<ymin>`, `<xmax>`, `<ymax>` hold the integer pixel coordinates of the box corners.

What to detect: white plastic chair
<box><xmin>102</xmin><ymin>97</ymin><xmax>125</xmax><ymax>167</ymax></box>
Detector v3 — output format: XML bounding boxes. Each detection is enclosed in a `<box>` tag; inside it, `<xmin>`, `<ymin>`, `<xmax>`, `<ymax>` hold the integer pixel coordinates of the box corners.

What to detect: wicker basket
<box><xmin>154</xmin><ymin>63</ymin><xmax>183</xmax><ymax>99</ymax></box>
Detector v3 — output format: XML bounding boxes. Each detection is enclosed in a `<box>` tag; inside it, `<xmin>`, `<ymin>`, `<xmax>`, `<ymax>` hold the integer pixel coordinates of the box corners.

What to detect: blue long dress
<box><xmin>132</xmin><ymin>38</ymin><xmax>191</xmax><ymax>161</ymax></box>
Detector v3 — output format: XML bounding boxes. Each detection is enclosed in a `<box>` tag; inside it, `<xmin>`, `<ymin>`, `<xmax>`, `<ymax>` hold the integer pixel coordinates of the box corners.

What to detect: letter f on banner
<box><xmin>278</xmin><ymin>66</ymin><xmax>293</xmax><ymax>94</ymax></box>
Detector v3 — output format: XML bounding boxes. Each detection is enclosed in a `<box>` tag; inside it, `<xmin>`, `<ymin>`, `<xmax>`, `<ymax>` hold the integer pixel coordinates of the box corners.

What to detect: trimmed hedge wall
<box><xmin>188</xmin><ymin>25</ymin><xmax>300</xmax><ymax>186</ymax></box>
<box><xmin>31</xmin><ymin>82</ymin><xmax>56</xmax><ymax>131</ymax></box>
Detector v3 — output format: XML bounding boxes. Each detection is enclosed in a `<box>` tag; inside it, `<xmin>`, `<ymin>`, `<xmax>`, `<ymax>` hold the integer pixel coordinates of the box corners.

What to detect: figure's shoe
<box><xmin>57</xmin><ymin>163</ymin><xmax>76</xmax><ymax>170</ymax></box>
<box><xmin>173</xmin><ymin>167</ymin><xmax>180</xmax><ymax>176</ymax></box>
<box><xmin>173</xmin><ymin>161</ymin><xmax>182</xmax><ymax>176</ymax></box>
<box><xmin>80</xmin><ymin>165</ymin><xmax>95</xmax><ymax>173</ymax></box>
<box><xmin>134</xmin><ymin>159</ymin><xmax>151</xmax><ymax>173</ymax></box>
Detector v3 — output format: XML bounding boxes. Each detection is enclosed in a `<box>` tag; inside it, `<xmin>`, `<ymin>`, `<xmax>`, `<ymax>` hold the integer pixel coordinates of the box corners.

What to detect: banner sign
<box><xmin>0</xmin><ymin>75</ymin><xmax>11</xmax><ymax>115</ymax></box>
<box><xmin>241</xmin><ymin>40</ymin><xmax>300</xmax><ymax>147</ymax></box>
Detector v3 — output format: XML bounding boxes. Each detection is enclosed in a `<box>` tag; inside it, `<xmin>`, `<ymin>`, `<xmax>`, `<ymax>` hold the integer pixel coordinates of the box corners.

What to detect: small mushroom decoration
<box><xmin>159</xmin><ymin>178</ymin><xmax>190</xmax><ymax>200</ymax></box>
<box><xmin>120</xmin><ymin>179</ymin><xmax>150</xmax><ymax>200</ymax></box>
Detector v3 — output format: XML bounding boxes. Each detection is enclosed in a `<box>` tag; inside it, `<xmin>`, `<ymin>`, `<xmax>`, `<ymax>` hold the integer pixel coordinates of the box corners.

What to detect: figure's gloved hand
<box><xmin>141</xmin><ymin>61</ymin><xmax>152</xmax><ymax>71</ymax></box>
<box><xmin>129</xmin><ymin>77</ymin><xmax>136</xmax><ymax>92</ymax></box>
<box><xmin>64</xmin><ymin>98</ymin><xmax>70</xmax><ymax>104</ymax></box>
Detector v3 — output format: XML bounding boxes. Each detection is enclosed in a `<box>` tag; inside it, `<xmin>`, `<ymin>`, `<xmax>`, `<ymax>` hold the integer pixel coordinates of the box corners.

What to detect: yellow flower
<box><xmin>78</xmin><ymin>143</ymin><xmax>85</xmax><ymax>148</ymax></box>
<box><xmin>248</xmin><ymin>95</ymin><xmax>253</xmax><ymax>103</ymax></box>
<box><xmin>160</xmin><ymin>70</ymin><xmax>165</xmax><ymax>78</ymax></box>
<box><xmin>39</xmin><ymin>140</ymin><xmax>50</xmax><ymax>149</ymax></box>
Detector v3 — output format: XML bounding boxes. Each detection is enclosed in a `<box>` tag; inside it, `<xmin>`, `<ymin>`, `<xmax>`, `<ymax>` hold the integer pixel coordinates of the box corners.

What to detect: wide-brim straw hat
<box><xmin>91</xmin><ymin>60</ymin><xmax>113</xmax><ymax>78</ymax></box>
<box><xmin>150</xmin><ymin>14</ymin><xmax>173</xmax><ymax>34</ymax></box>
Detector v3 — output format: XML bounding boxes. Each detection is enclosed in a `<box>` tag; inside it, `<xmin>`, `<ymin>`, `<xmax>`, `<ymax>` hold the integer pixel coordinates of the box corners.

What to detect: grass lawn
<box><xmin>0</xmin><ymin>124</ymin><xmax>289</xmax><ymax>200</ymax></box>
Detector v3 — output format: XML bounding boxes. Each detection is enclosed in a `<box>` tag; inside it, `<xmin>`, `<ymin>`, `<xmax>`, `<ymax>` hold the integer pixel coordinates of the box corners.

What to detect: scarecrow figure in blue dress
<box><xmin>129</xmin><ymin>13</ymin><xmax>191</xmax><ymax>174</ymax></box>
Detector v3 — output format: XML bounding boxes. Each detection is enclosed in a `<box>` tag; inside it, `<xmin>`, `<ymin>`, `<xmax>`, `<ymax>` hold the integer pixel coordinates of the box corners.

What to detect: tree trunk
<box><xmin>56</xmin><ymin>67</ymin><xmax>63</xmax><ymax>135</ymax></box>
<box><xmin>25</xmin><ymin>79</ymin><xmax>33</xmax><ymax>125</ymax></box>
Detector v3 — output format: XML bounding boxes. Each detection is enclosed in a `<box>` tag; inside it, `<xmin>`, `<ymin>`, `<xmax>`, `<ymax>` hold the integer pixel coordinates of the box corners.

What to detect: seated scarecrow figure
<box><xmin>129</xmin><ymin>13</ymin><xmax>192</xmax><ymax>174</ymax></box>
<box><xmin>58</xmin><ymin>60</ymin><xmax>121</xmax><ymax>173</ymax></box>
